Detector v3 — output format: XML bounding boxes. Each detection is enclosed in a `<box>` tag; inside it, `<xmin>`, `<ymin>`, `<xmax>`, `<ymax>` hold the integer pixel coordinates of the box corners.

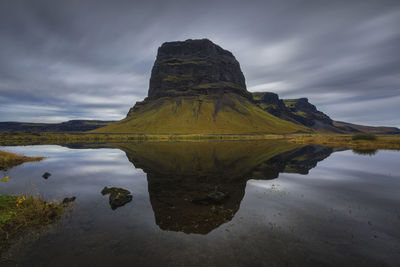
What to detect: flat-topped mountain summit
<box><xmin>148</xmin><ymin>39</ymin><xmax>251</xmax><ymax>100</ymax></box>
<box><xmin>96</xmin><ymin>39</ymin><xmax>309</xmax><ymax>134</ymax></box>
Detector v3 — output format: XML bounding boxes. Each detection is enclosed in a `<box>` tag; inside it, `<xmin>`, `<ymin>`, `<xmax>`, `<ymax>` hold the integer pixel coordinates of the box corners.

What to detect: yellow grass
<box><xmin>286</xmin><ymin>134</ymin><xmax>400</xmax><ymax>150</ymax></box>
<box><xmin>0</xmin><ymin>150</ymin><xmax>44</xmax><ymax>170</ymax></box>
<box><xmin>0</xmin><ymin>194</ymin><xmax>64</xmax><ymax>252</ymax></box>
<box><xmin>1</xmin><ymin>132</ymin><xmax>400</xmax><ymax>150</ymax></box>
<box><xmin>92</xmin><ymin>94</ymin><xmax>311</xmax><ymax>134</ymax></box>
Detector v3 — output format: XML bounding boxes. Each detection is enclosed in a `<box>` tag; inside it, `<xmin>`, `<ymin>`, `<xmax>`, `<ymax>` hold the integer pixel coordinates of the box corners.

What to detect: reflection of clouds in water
<box><xmin>244</xmin><ymin>150</ymin><xmax>400</xmax><ymax>236</ymax></box>
<box><xmin>316</xmin><ymin>150</ymin><xmax>400</xmax><ymax>174</ymax></box>
<box><xmin>1</xmin><ymin>145</ymin><xmax>72</xmax><ymax>155</ymax></box>
<box><xmin>1</xmin><ymin>145</ymin><xmax>131</xmax><ymax>165</ymax></box>
<box><xmin>71</xmin><ymin>164</ymin><xmax>143</xmax><ymax>176</ymax></box>
<box><xmin>1</xmin><ymin>144</ymin><xmax>399</xmax><ymax>265</ymax></box>
<box><xmin>241</xmin><ymin>154</ymin><xmax>400</xmax><ymax>264</ymax></box>
<box><xmin>0</xmin><ymin>145</ymin><xmax>148</xmax><ymax>200</ymax></box>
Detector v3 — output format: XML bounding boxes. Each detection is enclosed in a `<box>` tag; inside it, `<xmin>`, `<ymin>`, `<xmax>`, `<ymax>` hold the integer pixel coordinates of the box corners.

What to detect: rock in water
<box><xmin>147</xmin><ymin>38</ymin><xmax>251</xmax><ymax>100</ymax></box>
<box><xmin>101</xmin><ymin>187</ymin><xmax>133</xmax><ymax>210</ymax></box>
<box><xmin>62</xmin><ymin>196</ymin><xmax>76</xmax><ymax>204</ymax></box>
<box><xmin>42</xmin><ymin>172</ymin><xmax>51</xmax><ymax>179</ymax></box>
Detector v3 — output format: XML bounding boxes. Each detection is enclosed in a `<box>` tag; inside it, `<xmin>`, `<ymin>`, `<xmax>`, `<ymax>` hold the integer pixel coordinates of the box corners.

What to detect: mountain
<box><xmin>94</xmin><ymin>39</ymin><xmax>310</xmax><ymax>134</ymax></box>
<box><xmin>0</xmin><ymin>120</ymin><xmax>115</xmax><ymax>133</ymax></box>
<box><xmin>253</xmin><ymin>92</ymin><xmax>400</xmax><ymax>134</ymax></box>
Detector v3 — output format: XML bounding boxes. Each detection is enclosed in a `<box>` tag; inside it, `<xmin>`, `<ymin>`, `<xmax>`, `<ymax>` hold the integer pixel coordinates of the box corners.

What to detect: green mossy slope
<box><xmin>93</xmin><ymin>94</ymin><xmax>311</xmax><ymax>134</ymax></box>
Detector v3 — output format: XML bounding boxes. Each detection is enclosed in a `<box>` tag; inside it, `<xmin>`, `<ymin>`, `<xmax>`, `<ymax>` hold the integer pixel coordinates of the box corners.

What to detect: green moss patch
<box><xmin>0</xmin><ymin>194</ymin><xmax>64</xmax><ymax>251</ymax></box>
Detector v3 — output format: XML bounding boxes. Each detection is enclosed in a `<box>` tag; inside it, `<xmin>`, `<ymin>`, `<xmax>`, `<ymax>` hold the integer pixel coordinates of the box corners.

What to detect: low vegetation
<box><xmin>287</xmin><ymin>134</ymin><xmax>400</xmax><ymax>150</ymax></box>
<box><xmin>0</xmin><ymin>150</ymin><xmax>44</xmax><ymax>170</ymax></box>
<box><xmin>351</xmin><ymin>133</ymin><xmax>377</xmax><ymax>141</ymax></box>
<box><xmin>91</xmin><ymin>94</ymin><xmax>311</xmax><ymax>134</ymax></box>
<box><xmin>0</xmin><ymin>194</ymin><xmax>64</xmax><ymax>251</ymax></box>
<box><xmin>1</xmin><ymin>132</ymin><xmax>400</xmax><ymax>150</ymax></box>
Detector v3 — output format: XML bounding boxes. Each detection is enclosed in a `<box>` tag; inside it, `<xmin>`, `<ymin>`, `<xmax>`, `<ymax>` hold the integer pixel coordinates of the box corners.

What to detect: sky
<box><xmin>0</xmin><ymin>0</ymin><xmax>399</xmax><ymax>127</ymax></box>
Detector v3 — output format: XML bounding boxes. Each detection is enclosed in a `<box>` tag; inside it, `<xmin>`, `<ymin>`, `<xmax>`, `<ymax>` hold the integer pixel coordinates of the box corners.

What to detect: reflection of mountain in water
<box><xmin>116</xmin><ymin>141</ymin><xmax>333</xmax><ymax>234</ymax></box>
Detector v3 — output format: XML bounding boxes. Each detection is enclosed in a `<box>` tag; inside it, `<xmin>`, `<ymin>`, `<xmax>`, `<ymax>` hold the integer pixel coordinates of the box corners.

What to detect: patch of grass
<box><xmin>0</xmin><ymin>150</ymin><xmax>44</xmax><ymax>170</ymax></box>
<box><xmin>287</xmin><ymin>134</ymin><xmax>400</xmax><ymax>150</ymax></box>
<box><xmin>0</xmin><ymin>194</ymin><xmax>64</xmax><ymax>251</ymax></box>
<box><xmin>352</xmin><ymin>133</ymin><xmax>377</xmax><ymax>141</ymax></box>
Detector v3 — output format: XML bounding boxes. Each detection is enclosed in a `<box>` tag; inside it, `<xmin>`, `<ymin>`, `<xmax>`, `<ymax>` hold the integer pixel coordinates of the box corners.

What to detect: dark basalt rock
<box><xmin>147</xmin><ymin>39</ymin><xmax>251</xmax><ymax>100</ymax></box>
<box><xmin>101</xmin><ymin>187</ymin><xmax>133</xmax><ymax>210</ymax></box>
<box><xmin>283</xmin><ymin>98</ymin><xmax>333</xmax><ymax>126</ymax></box>
<box><xmin>253</xmin><ymin>92</ymin><xmax>333</xmax><ymax>128</ymax></box>
<box><xmin>42</xmin><ymin>172</ymin><xmax>51</xmax><ymax>179</ymax></box>
<box><xmin>255</xmin><ymin>92</ymin><xmax>284</xmax><ymax>106</ymax></box>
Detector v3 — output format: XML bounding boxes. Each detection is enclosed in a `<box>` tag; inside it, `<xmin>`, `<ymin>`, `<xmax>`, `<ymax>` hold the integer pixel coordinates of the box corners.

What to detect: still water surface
<box><xmin>0</xmin><ymin>141</ymin><xmax>399</xmax><ymax>266</ymax></box>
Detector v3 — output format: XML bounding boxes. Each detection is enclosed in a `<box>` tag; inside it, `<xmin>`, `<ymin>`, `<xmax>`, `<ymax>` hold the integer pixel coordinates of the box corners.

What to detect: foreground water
<box><xmin>0</xmin><ymin>141</ymin><xmax>399</xmax><ymax>266</ymax></box>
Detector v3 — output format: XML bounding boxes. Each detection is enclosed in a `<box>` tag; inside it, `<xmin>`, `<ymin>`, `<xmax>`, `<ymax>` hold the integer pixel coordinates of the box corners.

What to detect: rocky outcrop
<box><xmin>147</xmin><ymin>39</ymin><xmax>251</xmax><ymax>100</ymax></box>
<box><xmin>253</xmin><ymin>92</ymin><xmax>400</xmax><ymax>134</ymax></box>
<box><xmin>283</xmin><ymin>98</ymin><xmax>333</xmax><ymax>127</ymax></box>
<box><xmin>253</xmin><ymin>92</ymin><xmax>332</xmax><ymax>128</ymax></box>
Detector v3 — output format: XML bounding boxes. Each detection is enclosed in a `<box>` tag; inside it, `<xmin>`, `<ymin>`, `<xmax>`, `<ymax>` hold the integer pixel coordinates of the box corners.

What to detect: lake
<box><xmin>0</xmin><ymin>141</ymin><xmax>399</xmax><ymax>266</ymax></box>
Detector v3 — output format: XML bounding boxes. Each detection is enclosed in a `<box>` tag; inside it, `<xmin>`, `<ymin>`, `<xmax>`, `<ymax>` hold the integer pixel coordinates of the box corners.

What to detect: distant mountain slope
<box><xmin>0</xmin><ymin>120</ymin><xmax>115</xmax><ymax>133</ymax></box>
<box><xmin>253</xmin><ymin>92</ymin><xmax>400</xmax><ymax>134</ymax></box>
<box><xmin>94</xmin><ymin>39</ymin><xmax>310</xmax><ymax>134</ymax></box>
<box><xmin>333</xmin><ymin>121</ymin><xmax>400</xmax><ymax>134</ymax></box>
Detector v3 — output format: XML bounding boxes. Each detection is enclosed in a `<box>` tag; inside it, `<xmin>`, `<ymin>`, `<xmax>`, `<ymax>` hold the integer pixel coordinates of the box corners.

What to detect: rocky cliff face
<box><xmin>253</xmin><ymin>92</ymin><xmax>400</xmax><ymax>133</ymax></box>
<box><xmin>283</xmin><ymin>98</ymin><xmax>333</xmax><ymax>126</ymax></box>
<box><xmin>253</xmin><ymin>92</ymin><xmax>334</xmax><ymax>129</ymax></box>
<box><xmin>253</xmin><ymin>92</ymin><xmax>330</xmax><ymax>128</ymax></box>
<box><xmin>148</xmin><ymin>39</ymin><xmax>251</xmax><ymax>99</ymax></box>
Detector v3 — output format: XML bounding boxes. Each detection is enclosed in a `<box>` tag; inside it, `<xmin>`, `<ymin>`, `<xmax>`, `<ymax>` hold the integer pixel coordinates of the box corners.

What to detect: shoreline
<box><xmin>0</xmin><ymin>132</ymin><xmax>399</xmax><ymax>150</ymax></box>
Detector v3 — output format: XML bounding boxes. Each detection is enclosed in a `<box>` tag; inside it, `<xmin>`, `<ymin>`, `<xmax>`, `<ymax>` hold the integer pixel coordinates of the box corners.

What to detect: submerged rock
<box><xmin>62</xmin><ymin>196</ymin><xmax>76</xmax><ymax>204</ymax></box>
<box><xmin>101</xmin><ymin>187</ymin><xmax>132</xmax><ymax>210</ymax></box>
<box><xmin>42</xmin><ymin>172</ymin><xmax>51</xmax><ymax>179</ymax></box>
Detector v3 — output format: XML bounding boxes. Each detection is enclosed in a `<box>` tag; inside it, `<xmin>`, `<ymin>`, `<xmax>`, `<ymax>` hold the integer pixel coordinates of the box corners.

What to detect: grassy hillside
<box><xmin>93</xmin><ymin>94</ymin><xmax>311</xmax><ymax>134</ymax></box>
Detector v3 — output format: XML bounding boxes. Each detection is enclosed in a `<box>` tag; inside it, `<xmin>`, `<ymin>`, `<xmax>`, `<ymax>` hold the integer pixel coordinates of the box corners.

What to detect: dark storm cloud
<box><xmin>0</xmin><ymin>0</ymin><xmax>399</xmax><ymax>126</ymax></box>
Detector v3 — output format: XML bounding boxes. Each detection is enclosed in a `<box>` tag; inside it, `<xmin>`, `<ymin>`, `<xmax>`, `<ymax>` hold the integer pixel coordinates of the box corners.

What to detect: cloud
<box><xmin>0</xmin><ymin>0</ymin><xmax>399</xmax><ymax>126</ymax></box>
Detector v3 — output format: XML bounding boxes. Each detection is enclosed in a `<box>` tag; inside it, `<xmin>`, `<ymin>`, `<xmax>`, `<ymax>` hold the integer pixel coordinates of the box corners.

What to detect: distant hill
<box><xmin>0</xmin><ymin>120</ymin><xmax>115</xmax><ymax>133</ymax></box>
<box><xmin>333</xmin><ymin>121</ymin><xmax>400</xmax><ymax>134</ymax></box>
<box><xmin>94</xmin><ymin>39</ymin><xmax>310</xmax><ymax>134</ymax></box>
